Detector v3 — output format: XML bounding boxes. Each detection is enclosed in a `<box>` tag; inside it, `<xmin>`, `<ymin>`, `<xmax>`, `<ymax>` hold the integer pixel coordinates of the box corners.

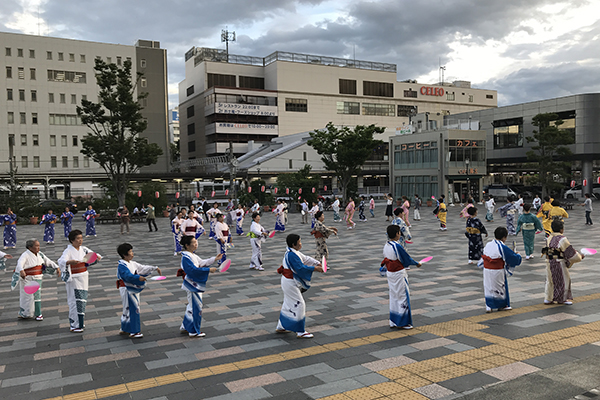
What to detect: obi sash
<box><xmin>311</xmin><ymin>230</ymin><xmax>324</xmax><ymax>239</ymax></box>
<box><xmin>176</xmin><ymin>268</ymin><xmax>186</xmax><ymax>279</ymax></box>
<box><xmin>184</xmin><ymin>226</ymin><xmax>196</xmax><ymax>233</ymax></box>
<box><xmin>482</xmin><ymin>255</ymin><xmax>504</xmax><ymax>270</ymax></box>
<box><xmin>465</xmin><ymin>227</ymin><xmax>481</xmax><ymax>234</ymax></box>
<box><xmin>71</xmin><ymin>262</ymin><xmax>88</xmax><ymax>274</ymax></box>
<box><xmin>222</xmin><ymin>230</ymin><xmax>229</xmax><ymax>237</ymax></box>
<box><xmin>25</xmin><ymin>265</ymin><xmax>43</xmax><ymax>276</ymax></box>
<box><xmin>277</xmin><ymin>265</ymin><xmax>294</xmax><ymax>279</ymax></box>
<box><xmin>381</xmin><ymin>258</ymin><xmax>404</xmax><ymax>272</ymax></box>
<box><xmin>116</xmin><ymin>279</ymin><xmax>125</xmax><ymax>288</ymax></box>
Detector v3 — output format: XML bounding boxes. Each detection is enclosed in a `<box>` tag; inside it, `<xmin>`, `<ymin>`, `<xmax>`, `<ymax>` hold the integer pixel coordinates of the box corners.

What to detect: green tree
<box><xmin>238</xmin><ymin>179</ymin><xmax>274</xmax><ymax>208</ymax></box>
<box><xmin>77</xmin><ymin>59</ymin><xmax>163</xmax><ymax>207</ymax></box>
<box><xmin>308</xmin><ymin>123</ymin><xmax>384</xmax><ymax>200</ymax></box>
<box><xmin>526</xmin><ymin>113</ymin><xmax>574</xmax><ymax>197</ymax></box>
<box><xmin>276</xmin><ymin>164</ymin><xmax>319</xmax><ymax>206</ymax></box>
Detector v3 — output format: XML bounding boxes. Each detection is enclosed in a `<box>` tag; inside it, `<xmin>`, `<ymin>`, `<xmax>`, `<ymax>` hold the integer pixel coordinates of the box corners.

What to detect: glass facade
<box><xmin>493</xmin><ymin>117</ymin><xmax>523</xmax><ymax>148</ymax></box>
<box><xmin>394</xmin><ymin>141</ymin><xmax>438</xmax><ymax>170</ymax></box>
<box><xmin>395</xmin><ymin>176</ymin><xmax>438</xmax><ymax>200</ymax></box>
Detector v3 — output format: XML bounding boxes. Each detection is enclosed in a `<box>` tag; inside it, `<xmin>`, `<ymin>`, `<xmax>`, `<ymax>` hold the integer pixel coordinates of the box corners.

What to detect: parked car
<box><xmin>564</xmin><ymin>184</ymin><xmax>600</xmax><ymax>199</ymax></box>
<box><xmin>482</xmin><ymin>185</ymin><xmax>518</xmax><ymax>200</ymax></box>
<box><xmin>36</xmin><ymin>199</ymin><xmax>78</xmax><ymax>214</ymax></box>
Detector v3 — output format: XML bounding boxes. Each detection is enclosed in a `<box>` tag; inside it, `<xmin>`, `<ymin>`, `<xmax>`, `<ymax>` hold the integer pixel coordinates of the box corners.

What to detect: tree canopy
<box><xmin>308</xmin><ymin>123</ymin><xmax>384</xmax><ymax>200</ymax></box>
<box><xmin>77</xmin><ymin>58</ymin><xmax>163</xmax><ymax>207</ymax></box>
<box><xmin>276</xmin><ymin>164</ymin><xmax>319</xmax><ymax>205</ymax></box>
<box><xmin>526</xmin><ymin>113</ymin><xmax>574</xmax><ymax>197</ymax></box>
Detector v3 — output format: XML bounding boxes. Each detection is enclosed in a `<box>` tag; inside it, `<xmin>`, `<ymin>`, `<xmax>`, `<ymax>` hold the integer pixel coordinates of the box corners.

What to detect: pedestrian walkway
<box><xmin>0</xmin><ymin>202</ymin><xmax>598</xmax><ymax>399</ymax></box>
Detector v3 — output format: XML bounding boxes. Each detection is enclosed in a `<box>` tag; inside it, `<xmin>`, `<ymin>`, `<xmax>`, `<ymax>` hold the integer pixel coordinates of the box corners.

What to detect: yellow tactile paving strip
<box><xmin>44</xmin><ymin>293</ymin><xmax>600</xmax><ymax>400</ymax></box>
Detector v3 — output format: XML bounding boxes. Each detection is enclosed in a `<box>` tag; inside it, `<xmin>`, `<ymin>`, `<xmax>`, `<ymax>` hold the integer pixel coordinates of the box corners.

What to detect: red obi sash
<box><xmin>71</xmin><ymin>262</ymin><xmax>88</xmax><ymax>274</ymax></box>
<box><xmin>185</xmin><ymin>226</ymin><xmax>196</xmax><ymax>233</ymax></box>
<box><xmin>176</xmin><ymin>268</ymin><xmax>186</xmax><ymax>279</ymax></box>
<box><xmin>311</xmin><ymin>230</ymin><xmax>324</xmax><ymax>238</ymax></box>
<box><xmin>116</xmin><ymin>279</ymin><xmax>125</xmax><ymax>288</ymax></box>
<box><xmin>25</xmin><ymin>265</ymin><xmax>43</xmax><ymax>276</ymax></box>
<box><xmin>222</xmin><ymin>230</ymin><xmax>229</xmax><ymax>237</ymax></box>
<box><xmin>482</xmin><ymin>255</ymin><xmax>504</xmax><ymax>270</ymax></box>
<box><xmin>277</xmin><ymin>265</ymin><xmax>294</xmax><ymax>279</ymax></box>
<box><xmin>381</xmin><ymin>258</ymin><xmax>404</xmax><ymax>272</ymax></box>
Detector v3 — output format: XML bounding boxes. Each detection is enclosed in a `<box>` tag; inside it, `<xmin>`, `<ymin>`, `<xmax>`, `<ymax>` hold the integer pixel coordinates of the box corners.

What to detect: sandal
<box><xmin>297</xmin><ymin>332</ymin><xmax>314</xmax><ymax>338</ymax></box>
<box><xmin>129</xmin><ymin>332</ymin><xmax>143</xmax><ymax>338</ymax></box>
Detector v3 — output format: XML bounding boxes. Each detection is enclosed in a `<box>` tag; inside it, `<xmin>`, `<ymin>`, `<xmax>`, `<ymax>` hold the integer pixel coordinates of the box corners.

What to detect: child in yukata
<box><xmin>465</xmin><ymin>207</ymin><xmax>488</xmax><ymax>264</ymax></box>
<box><xmin>516</xmin><ymin>203</ymin><xmax>543</xmax><ymax>260</ymax></box>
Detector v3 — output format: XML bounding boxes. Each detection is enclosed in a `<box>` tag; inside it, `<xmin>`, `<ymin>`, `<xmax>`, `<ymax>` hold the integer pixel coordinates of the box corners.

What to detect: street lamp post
<box><xmin>465</xmin><ymin>158</ymin><xmax>470</xmax><ymax>201</ymax></box>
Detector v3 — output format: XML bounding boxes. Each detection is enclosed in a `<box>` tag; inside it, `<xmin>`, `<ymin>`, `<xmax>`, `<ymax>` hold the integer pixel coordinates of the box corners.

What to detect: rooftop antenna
<box><xmin>221</xmin><ymin>28</ymin><xmax>236</xmax><ymax>61</ymax></box>
<box><xmin>439</xmin><ymin>58</ymin><xmax>446</xmax><ymax>85</ymax></box>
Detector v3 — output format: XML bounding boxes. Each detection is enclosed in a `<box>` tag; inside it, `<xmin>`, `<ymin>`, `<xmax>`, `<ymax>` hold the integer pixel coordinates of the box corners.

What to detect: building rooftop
<box><xmin>185</xmin><ymin>47</ymin><xmax>397</xmax><ymax>73</ymax></box>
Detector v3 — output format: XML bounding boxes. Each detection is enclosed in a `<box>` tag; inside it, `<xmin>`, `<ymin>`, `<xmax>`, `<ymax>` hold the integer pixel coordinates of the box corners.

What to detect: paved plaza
<box><xmin>2</xmin><ymin>202</ymin><xmax>600</xmax><ymax>400</ymax></box>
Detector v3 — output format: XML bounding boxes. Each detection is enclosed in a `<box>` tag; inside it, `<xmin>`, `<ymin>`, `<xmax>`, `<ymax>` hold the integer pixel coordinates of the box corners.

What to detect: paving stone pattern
<box><xmin>0</xmin><ymin>203</ymin><xmax>599</xmax><ymax>399</ymax></box>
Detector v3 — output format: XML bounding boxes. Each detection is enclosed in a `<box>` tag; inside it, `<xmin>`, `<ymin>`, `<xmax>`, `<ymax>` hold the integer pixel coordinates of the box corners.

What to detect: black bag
<box><xmin>433</xmin><ymin>206</ymin><xmax>439</xmax><ymax>215</ymax></box>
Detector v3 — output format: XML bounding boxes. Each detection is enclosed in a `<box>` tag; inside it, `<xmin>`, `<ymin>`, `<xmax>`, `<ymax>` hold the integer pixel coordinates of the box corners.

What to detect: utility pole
<box><xmin>8</xmin><ymin>134</ymin><xmax>16</xmax><ymax>192</ymax></box>
<box><xmin>221</xmin><ymin>29</ymin><xmax>236</xmax><ymax>60</ymax></box>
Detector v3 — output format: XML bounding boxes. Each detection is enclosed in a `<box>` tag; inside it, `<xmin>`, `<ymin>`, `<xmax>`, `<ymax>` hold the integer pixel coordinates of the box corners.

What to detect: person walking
<box><xmin>146</xmin><ymin>203</ymin><xmax>158</xmax><ymax>232</ymax></box>
<box><xmin>581</xmin><ymin>193</ymin><xmax>593</xmax><ymax>225</ymax></box>
<box><xmin>369</xmin><ymin>195</ymin><xmax>375</xmax><ymax>218</ymax></box>
<box><xmin>413</xmin><ymin>194</ymin><xmax>421</xmax><ymax>221</ymax></box>
<box><xmin>119</xmin><ymin>205</ymin><xmax>130</xmax><ymax>234</ymax></box>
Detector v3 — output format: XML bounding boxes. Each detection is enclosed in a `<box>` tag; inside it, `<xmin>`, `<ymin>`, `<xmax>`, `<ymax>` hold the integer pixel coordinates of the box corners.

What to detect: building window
<box><xmin>469</xmin><ymin>95</ymin><xmax>474</xmax><ymax>103</ymax></box>
<box><xmin>47</xmin><ymin>69</ymin><xmax>87</xmax><ymax>83</ymax></box>
<box><xmin>82</xmin><ymin>94</ymin><xmax>87</xmax><ymax>101</ymax></box>
<box><xmin>285</xmin><ymin>98</ymin><xmax>308</xmax><ymax>112</ymax></box>
<box><xmin>207</xmin><ymin>73</ymin><xmax>236</xmax><ymax>89</ymax></box>
<box><xmin>188</xmin><ymin>140</ymin><xmax>196</xmax><ymax>153</ymax></box>
<box><xmin>116</xmin><ymin>56</ymin><xmax>122</xmax><ymax>66</ymax></box>
<box><xmin>58</xmin><ymin>52</ymin><xmax>64</xmax><ymax>61</ymax></box>
<box><xmin>60</xmin><ymin>93</ymin><xmax>66</xmax><ymax>103</ymax></box>
<box><xmin>49</xmin><ymin>113</ymin><xmax>82</xmax><ymax>126</ymax></box>
<box><xmin>51</xmin><ymin>156</ymin><xmax>57</xmax><ymax>168</ymax></box>
<box><xmin>106</xmin><ymin>56</ymin><xmax>112</xmax><ymax>64</ymax></box>
<box><xmin>17</xmin><ymin>48</ymin><xmax>23</xmax><ymax>57</ymax></box>
<box><xmin>18</xmin><ymin>67</ymin><xmax>24</xmax><ymax>79</ymax></box>
<box><xmin>47</xmin><ymin>51</ymin><xmax>52</xmax><ymax>60</ymax></box>
<box><xmin>303</xmin><ymin>152</ymin><xmax>307</xmax><ymax>161</ymax></box>
<box><xmin>31</xmin><ymin>90</ymin><xmax>37</xmax><ymax>102</ymax></box>
<box><xmin>21</xmin><ymin>134</ymin><xmax>27</xmax><ymax>145</ymax></box>
<box><xmin>72</xmin><ymin>136</ymin><xmax>78</xmax><ymax>146</ymax></box>
<box><xmin>69</xmin><ymin>53</ymin><xmax>75</xmax><ymax>62</ymax></box>
<box><xmin>140</xmin><ymin>59</ymin><xmax>146</xmax><ymax>68</ymax></box>
<box><xmin>187</xmin><ymin>106</ymin><xmax>195</xmax><ymax>118</ymax></box>
<box><xmin>50</xmin><ymin>135</ymin><xmax>56</xmax><ymax>146</ymax></box>
<box><xmin>126</xmin><ymin>56</ymin><xmax>132</xmax><ymax>63</ymax></box>
<box><xmin>363</xmin><ymin>81</ymin><xmax>393</xmax><ymax>97</ymax></box>
<box><xmin>83</xmin><ymin>156</ymin><xmax>90</xmax><ymax>167</ymax></box>
<box><xmin>8</xmin><ymin>112</ymin><xmax>14</xmax><ymax>124</ymax></box>
<box><xmin>336</xmin><ymin>101</ymin><xmax>360</xmax><ymax>115</ymax></box>
<box><xmin>80</xmin><ymin>54</ymin><xmax>86</xmax><ymax>63</ymax></box>
<box><xmin>397</xmin><ymin>105</ymin><xmax>417</xmax><ymax>117</ymax></box>
<box><xmin>6</xmin><ymin>66</ymin><xmax>12</xmax><ymax>78</ymax></box>
<box><xmin>7</xmin><ymin>88</ymin><xmax>13</xmax><ymax>100</ymax></box>
<box><xmin>140</xmin><ymin>77</ymin><xmax>147</xmax><ymax>88</ymax></box>
<box><xmin>62</xmin><ymin>156</ymin><xmax>68</xmax><ymax>168</ymax></box>
<box><xmin>19</xmin><ymin>89</ymin><xmax>25</xmax><ymax>101</ymax></box>
<box><xmin>289</xmin><ymin>159</ymin><xmax>293</xmax><ymax>169</ymax></box>
<box><xmin>61</xmin><ymin>135</ymin><xmax>67</xmax><ymax>147</ymax></box>
<box><xmin>239</xmin><ymin>76</ymin><xmax>265</xmax><ymax>89</ymax></box>
<box><xmin>33</xmin><ymin>156</ymin><xmax>40</xmax><ymax>168</ymax></box>
<box><xmin>20</xmin><ymin>112</ymin><xmax>26</xmax><ymax>124</ymax></box>
<box><xmin>71</xmin><ymin>94</ymin><xmax>77</xmax><ymax>104</ymax></box>
<box><xmin>21</xmin><ymin>156</ymin><xmax>28</xmax><ymax>168</ymax></box>
<box><xmin>32</xmin><ymin>134</ymin><xmax>39</xmax><ymax>145</ymax></box>
<box><xmin>140</xmin><ymin>96</ymin><xmax>147</xmax><ymax>107</ymax></box>
<box><xmin>446</xmin><ymin>92</ymin><xmax>455</xmax><ymax>101</ymax></box>
<box><xmin>339</xmin><ymin>79</ymin><xmax>357</xmax><ymax>95</ymax></box>
<box><xmin>404</xmin><ymin>89</ymin><xmax>418</xmax><ymax>98</ymax></box>
<box><xmin>187</xmin><ymin>123</ymin><xmax>195</xmax><ymax>135</ymax></box>
<box><xmin>29</xmin><ymin>49</ymin><xmax>35</xmax><ymax>58</ymax></box>
<box><xmin>486</xmin><ymin>94</ymin><xmax>494</xmax><ymax>99</ymax></box>
<box><xmin>362</xmin><ymin>103</ymin><xmax>395</xmax><ymax>116</ymax></box>
<box><xmin>493</xmin><ymin>117</ymin><xmax>523</xmax><ymax>148</ymax></box>
<box><xmin>186</xmin><ymin>85</ymin><xmax>194</xmax><ymax>96</ymax></box>
<box><xmin>32</xmin><ymin>113</ymin><xmax>38</xmax><ymax>124</ymax></box>
<box><xmin>5</xmin><ymin>47</ymin><xmax>11</xmax><ymax>56</ymax></box>
<box><xmin>73</xmin><ymin>156</ymin><xmax>79</xmax><ymax>168</ymax></box>
<box><xmin>30</xmin><ymin>68</ymin><xmax>36</xmax><ymax>80</ymax></box>
<box><xmin>49</xmin><ymin>93</ymin><xmax>54</xmax><ymax>103</ymax></box>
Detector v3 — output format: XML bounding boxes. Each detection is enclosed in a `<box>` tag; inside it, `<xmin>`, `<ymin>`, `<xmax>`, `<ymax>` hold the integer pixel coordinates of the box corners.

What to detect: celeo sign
<box><xmin>420</xmin><ymin>87</ymin><xmax>445</xmax><ymax>96</ymax></box>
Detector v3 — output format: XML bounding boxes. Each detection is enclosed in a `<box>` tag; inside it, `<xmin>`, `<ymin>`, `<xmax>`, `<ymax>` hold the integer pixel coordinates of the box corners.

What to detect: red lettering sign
<box><xmin>420</xmin><ymin>86</ymin><xmax>445</xmax><ymax>97</ymax></box>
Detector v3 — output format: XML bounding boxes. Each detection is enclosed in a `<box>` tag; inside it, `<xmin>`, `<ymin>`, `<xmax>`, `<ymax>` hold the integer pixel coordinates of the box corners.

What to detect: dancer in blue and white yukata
<box><xmin>235</xmin><ymin>204</ymin><xmax>245</xmax><ymax>235</ymax></box>
<box><xmin>358</xmin><ymin>196</ymin><xmax>367</xmax><ymax>222</ymax></box>
<box><xmin>391</xmin><ymin>208</ymin><xmax>412</xmax><ymax>248</ymax></box>
<box><xmin>3</xmin><ymin>208</ymin><xmax>17</xmax><ymax>249</ymax></box>
<box><xmin>248</xmin><ymin>212</ymin><xmax>269</xmax><ymax>271</ymax></box>
<box><xmin>61</xmin><ymin>207</ymin><xmax>74</xmax><ymax>240</ymax></box>
<box><xmin>308</xmin><ymin>201</ymin><xmax>319</xmax><ymax>229</ymax></box>
<box><xmin>82</xmin><ymin>205</ymin><xmax>97</xmax><ymax>237</ymax></box>
<box><xmin>214</xmin><ymin>214</ymin><xmax>232</xmax><ymax>266</ymax></box>
<box><xmin>40</xmin><ymin>210</ymin><xmax>58</xmax><ymax>244</ymax></box>
<box><xmin>177</xmin><ymin>235</ymin><xmax>222</xmax><ymax>337</ymax></box>
<box><xmin>193</xmin><ymin>210</ymin><xmax>206</xmax><ymax>239</ymax></box>
<box><xmin>479</xmin><ymin>226</ymin><xmax>522</xmax><ymax>313</ymax></box>
<box><xmin>57</xmin><ymin>229</ymin><xmax>101</xmax><ymax>333</ymax></box>
<box><xmin>381</xmin><ymin>225</ymin><xmax>421</xmax><ymax>329</ymax></box>
<box><xmin>274</xmin><ymin>199</ymin><xmax>286</xmax><ymax>232</ymax></box>
<box><xmin>497</xmin><ymin>196</ymin><xmax>518</xmax><ymax>235</ymax></box>
<box><xmin>171</xmin><ymin>211</ymin><xmax>184</xmax><ymax>256</ymax></box>
<box><xmin>332</xmin><ymin>197</ymin><xmax>341</xmax><ymax>222</ymax></box>
<box><xmin>276</xmin><ymin>234</ymin><xmax>323</xmax><ymax>338</ymax></box>
<box><xmin>116</xmin><ymin>243</ymin><xmax>161</xmax><ymax>338</ymax></box>
<box><xmin>206</xmin><ymin>203</ymin><xmax>221</xmax><ymax>239</ymax></box>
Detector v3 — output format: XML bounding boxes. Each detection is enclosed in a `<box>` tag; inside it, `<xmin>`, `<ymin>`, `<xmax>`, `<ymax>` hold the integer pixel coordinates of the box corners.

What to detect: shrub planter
<box><xmin>29</xmin><ymin>216</ymin><xmax>39</xmax><ymax>225</ymax></box>
<box><xmin>426</xmin><ymin>200</ymin><xmax>433</xmax><ymax>207</ymax></box>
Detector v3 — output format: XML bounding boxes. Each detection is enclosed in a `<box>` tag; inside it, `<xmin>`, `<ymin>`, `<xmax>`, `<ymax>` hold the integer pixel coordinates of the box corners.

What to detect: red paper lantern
<box><xmin>137</xmin><ymin>190</ymin><xmax>142</xmax><ymax>197</ymax></box>
<box><xmin>570</xmin><ymin>180</ymin><xmax>576</xmax><ymax>188</ymax></box>
<box><xmin>175</xmin><ymin>192</ymin><xmax>180</xmax><ymax>199</ymax></box>
<box><xmin>274</xmin><ymin>188</ymin><xmax>278</xmax><ymax>194</ymax></box>
<box><xmin>298</xmin><ymin>196</ymin><xmax>301</xmax><ymax>200</ymax></box>
<box><xmin>324</xmin><ymin>185</ymin><xmax>327</xmax><ymax>191</ymax></box>
<box><xmin>225</xmin><ymin>189</ymin><xmax>229</xmax><ymax>196</ymax></box>
<box><xmin>583</xmin><ymin>179</ymin><xmax>588</xmax><ymax>187</ymax></box>
<box><xmin>211</xmin><ymin>190</ymin><xmax>215</xmax><ymax>197</ymax></box>
<box><xmin>298</xmin><ymin>188</ymin><xmax>302</xmax><ymax>194</ymax></box>
<box><xmin>248</xmin><ymin>187</ymin><xmax>252</xmax><ymax>193</ymax></box>
<box><xmin>196</xmin><ymin>192</ymin><xmax>200</xmax><ymax>198</ymax></box>
<box><xmin>261</xmin><ymin>185</ymin><xmax>265</xmax><ymax>192</ymax></box>
<box><xmin>286</xmin><ymin>188</ymin><xmax>289</xmax><ymax>194</ymax></box>
<box><xmin>155</xmin><ymin>191</ymin><xmax>160</xmax><ymax>198</ymax></box>
<box><xmin>312</xmin><ymin>187</ymin><xmax>315</xmax><ymax>193</ymax></box>
<box><xmin>597</xmin><ymin>177</ymin><xmax>600</xmax><ymax>184</ymax></box>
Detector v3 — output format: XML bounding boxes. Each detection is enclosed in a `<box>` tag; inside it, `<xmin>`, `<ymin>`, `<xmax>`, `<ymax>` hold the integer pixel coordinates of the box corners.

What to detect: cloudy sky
<box><xmin>3</xmin><ymin>0</ymin><xmax>599</xmax><ymax>108</ymax></box>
